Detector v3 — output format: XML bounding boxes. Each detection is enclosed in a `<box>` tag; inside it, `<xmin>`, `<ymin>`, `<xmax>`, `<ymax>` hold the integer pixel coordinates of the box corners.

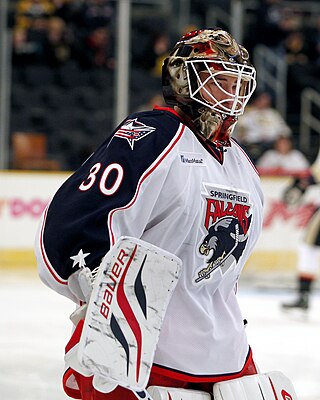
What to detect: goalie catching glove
<box><xmin>283</xmin><ymin>174</ymin><xmax>315</xmax><ymax>206</ymax></box>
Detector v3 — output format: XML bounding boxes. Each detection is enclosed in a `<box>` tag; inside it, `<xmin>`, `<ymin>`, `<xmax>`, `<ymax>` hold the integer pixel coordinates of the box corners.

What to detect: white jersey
<box><xmin>35</xmin><ymin>107</ymin><xmax>263</xmax><ymax>382</ymax></box>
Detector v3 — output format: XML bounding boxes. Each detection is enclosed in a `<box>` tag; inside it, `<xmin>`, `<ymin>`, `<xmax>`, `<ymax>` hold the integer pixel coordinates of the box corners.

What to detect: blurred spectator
<box><xmin>151</xmin><ymin>33</ymin><xmax>171</xmax><ymax>78</ymax></box>
<box><xmin>284</xmin><ymin>30</ymin><xmax>311</xmax><ymax>65</ymax></box>
<box><xmin>235</xmin><ymin>91</ymin><xmax>292</xmax><ymax>162</ymax></box>
<box><xmin>15</xmin><ymin>0</ymin><xmax>55</xmax><ymax>29</ymax></box>
<box><xmin>256</xmin><ymin>135</ymin><xmax>310</xmax><ymax>173</ymax></box>
<box><xmin>285</xmin><ymin>28</ymin><xmax>320</xmax><ymax>113</ymax></box>
<box><xmin>42</xmin><ymin>16</ymin><xmax>72</xmax><ymax>66</ymax></box>
<box><xmin>27</xmin><ymin>16</ymin><xmax>50</xmax><ymax>55</ymax></box>
<box><xmin>73</xmin><ymin>0</ymin><xmax>114</xmax><ymax>32</ymax></box>
<box><xmin>131</xmin><ymin>17</ymin><xmax>169</xmax><ymax>71</ymax></box>
<box><xmin>12</xmin><ymin>26</ymin><xmax>44</xmax><ymax>65</ymax></box>
<box><xmin>251</xmin><ymin>0</ymin><xmax>288</xmax><ymax>50</ymax></box>
<box><xmin>290</xmin><ymin>16</ymin><xmax>320</xmax><ymax>95</ymax></box>
<box><xmin>52</xmin><ymin>0</ymin><xmax>77</xmax><ymax>23</ymax></box>
<box><xmin>78</xmin><ymin>26</ymin><xmax>115</xmax><ymax>69</ymax></box>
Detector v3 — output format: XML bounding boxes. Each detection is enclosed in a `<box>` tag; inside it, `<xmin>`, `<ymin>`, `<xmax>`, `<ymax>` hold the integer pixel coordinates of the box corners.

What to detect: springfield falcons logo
<box><xmin>194</xmin><ymin>184</ymin><xmax>252</xmax><ymax>284</ymax></box>
<box><xmin>114</xmin><ymin>118</ymin><xmax>156</xmax><ymax>149</ymax></box>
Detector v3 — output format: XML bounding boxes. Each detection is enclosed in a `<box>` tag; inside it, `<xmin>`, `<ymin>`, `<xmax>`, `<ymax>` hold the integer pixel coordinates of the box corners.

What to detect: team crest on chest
<box><xmin>114</xmin><ymin>118</ymin><xmax>156</xmax><ymax>149</ymax></box>
<box><xmin>194</xmin><ymin>184</ymin><xmax>252</xmax><ymax>284</ymax></box>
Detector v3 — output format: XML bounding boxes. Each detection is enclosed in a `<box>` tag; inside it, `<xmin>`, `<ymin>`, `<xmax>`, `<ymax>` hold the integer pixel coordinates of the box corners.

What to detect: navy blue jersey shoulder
<box><xmin>43</xmin><ymin>109</ymin><xmax>181</xmax><ymax>280</ymax></box>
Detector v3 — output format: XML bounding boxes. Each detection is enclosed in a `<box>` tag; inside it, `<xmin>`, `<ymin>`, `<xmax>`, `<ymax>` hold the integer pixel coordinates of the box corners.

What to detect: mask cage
<box><xmin>185</xmin><ymin>60</ymin><xmax>256</xmax><ymax>116</ymax></box>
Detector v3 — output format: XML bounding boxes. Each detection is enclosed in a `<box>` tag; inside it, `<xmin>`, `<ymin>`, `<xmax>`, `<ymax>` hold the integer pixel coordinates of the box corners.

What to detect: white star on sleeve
<box><xmin>70</xmin><ymin>249</ymin><xmax>91</xmax><ymax>268</ymax></box>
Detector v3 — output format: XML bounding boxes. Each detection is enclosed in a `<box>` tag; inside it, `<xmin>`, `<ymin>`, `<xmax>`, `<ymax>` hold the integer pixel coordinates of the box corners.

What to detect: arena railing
<box><xmin>300</xmin><ymin>87</ymin><xmax>320</xmax><ymax>157</ymax></box>
<box><xmin>253</xmin><ymin>45</ymin><xmax>287</xmax><ymax>119</ymax></box>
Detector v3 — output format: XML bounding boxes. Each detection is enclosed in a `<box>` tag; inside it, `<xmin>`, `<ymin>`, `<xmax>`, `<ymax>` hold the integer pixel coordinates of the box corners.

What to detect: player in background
<box><xmin>35</xmin><ymin>28</ymin><xmax>267</xmax><ymax>400</ymax></box>
<box><xmin>282</xmin><ymin>148</ymin><xmax>320</xmax><ymax>311</ymax></box>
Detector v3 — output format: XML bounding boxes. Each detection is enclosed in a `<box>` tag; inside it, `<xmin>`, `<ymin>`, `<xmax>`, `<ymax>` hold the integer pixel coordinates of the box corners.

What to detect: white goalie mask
<box><xmin>162</xmin><ymin>29</ymin><xmax>257</xmax><ymax>147</ymax></box>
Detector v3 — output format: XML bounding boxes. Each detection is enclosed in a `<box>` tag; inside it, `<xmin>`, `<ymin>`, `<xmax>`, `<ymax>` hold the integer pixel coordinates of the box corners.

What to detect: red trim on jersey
<box><xmin>108</xmin><ymin>124</ymin><xmax>186</xmax><ymax>245</ymax></box>
<box><xmin>151</xmin><ymin>347</ymin><xmax>257</xmax><ymax>383</ymax></box>
<box><xmin>193</xmin><ymin>132</ymin><xmax>225</xmax><ymax>164</ymax></box>
<box><xmin>63</xmin><ymin>320</ymin><xmax>256</xmax><ymax>398</ymax></box>
<box><xmin>231</xmin><ymin>138</ymin><xmax>259</xmax><ymax>176</ymax></box>
<box><xmin>154</xmin><ymin>105</ymin><xmax>227</xmax><ymax>164</ymax></box>
<box><xmin>154</xmin><ymin>106</ymin><xmax>226</xmax><ymax>164</ymax></box>
<box><xmin>39</xmin><ymin>206</ymin><xmax>68</xmax><ymax>285</ymax></box>
<box><xmin>153</xmin><ymin>105</ymin><xmax>182</xmax><ymax>120</ymax></box>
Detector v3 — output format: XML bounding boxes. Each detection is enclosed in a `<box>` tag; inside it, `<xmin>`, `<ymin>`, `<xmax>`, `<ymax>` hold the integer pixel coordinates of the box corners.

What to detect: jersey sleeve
<box><xmin>35</xmin><ymin>109</ymin><xmax>183</xmax><ymax>301</ymax></box>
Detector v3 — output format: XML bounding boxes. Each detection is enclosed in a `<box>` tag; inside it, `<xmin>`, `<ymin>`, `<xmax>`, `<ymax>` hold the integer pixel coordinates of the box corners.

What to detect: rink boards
<box><xmin>0</xmin><ymin>170</ymin><xmax>319</xmax><ymax>272</ymax></box>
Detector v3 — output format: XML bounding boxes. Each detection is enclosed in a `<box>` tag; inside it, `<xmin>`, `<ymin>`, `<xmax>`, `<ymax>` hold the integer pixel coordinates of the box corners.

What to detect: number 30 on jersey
<box><xmin>79</xmin><ymin>162</ymin><xmax>124</xmax><ymax>195</ymax></box>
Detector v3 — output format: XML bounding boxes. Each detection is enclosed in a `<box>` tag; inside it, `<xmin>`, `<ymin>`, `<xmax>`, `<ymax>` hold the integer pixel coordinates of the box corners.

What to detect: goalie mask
<box><xmin>162</xmin><ymin>28</ymin><xmax>256</xmax><ymax>147</ymax></box>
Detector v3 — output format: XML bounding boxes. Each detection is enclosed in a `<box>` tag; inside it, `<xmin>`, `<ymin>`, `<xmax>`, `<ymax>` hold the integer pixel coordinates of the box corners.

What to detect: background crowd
<box><xmin>6</xmin><ymin>0</ymin><xmax>320</xmax><ymax>171</ymax></box>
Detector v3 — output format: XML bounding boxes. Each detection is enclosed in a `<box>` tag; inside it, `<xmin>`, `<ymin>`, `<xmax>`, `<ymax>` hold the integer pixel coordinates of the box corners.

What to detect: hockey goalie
<box><xmin>34</xmin><ymin>28</ymin><xmax>299</xmax><ymax>400</ymax></box>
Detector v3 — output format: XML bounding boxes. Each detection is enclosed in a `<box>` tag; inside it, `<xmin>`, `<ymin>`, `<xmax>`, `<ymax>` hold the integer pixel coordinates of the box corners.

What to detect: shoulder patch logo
<box><xmin>114</xmin><ymin>118</ymin><xmax>156</xmax><ymax>149</ymax></box>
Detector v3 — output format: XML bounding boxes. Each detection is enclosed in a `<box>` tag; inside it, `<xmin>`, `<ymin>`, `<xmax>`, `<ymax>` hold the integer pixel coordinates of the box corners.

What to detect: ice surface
<box><xmin>239</xmin><ymin>287</ymin><xmax>320</xmax><ymax>400</ymax></box>
<box><xmin>0</xmin><ymin>270</ymin><xmax>319</xmax><ymax>400</ymax></box>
